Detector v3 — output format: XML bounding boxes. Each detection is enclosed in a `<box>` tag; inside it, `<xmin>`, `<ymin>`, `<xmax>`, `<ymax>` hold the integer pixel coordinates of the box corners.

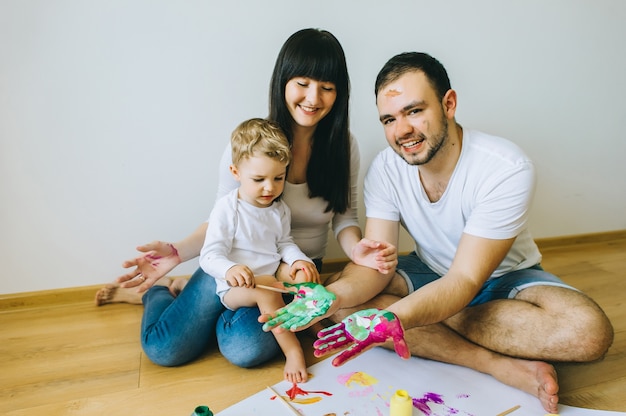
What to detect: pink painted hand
<box><xmin>259</xmin><ymin>282</ymin><xmax>336</xmax><ymax>332</ymax></box>
<box><xmin>116</xmin><ymin>241</ymin><xmax>181</xmax><ymax>292</ymax></box>
<box><xmin>313</xmin><ymin>308</ymin><xmax>410</xmax><ymax>366</ymax></box>
<box><xmin>351</xmin><ymin>238</ymin><xmax>398</xmax><ymax>274</ymax></box>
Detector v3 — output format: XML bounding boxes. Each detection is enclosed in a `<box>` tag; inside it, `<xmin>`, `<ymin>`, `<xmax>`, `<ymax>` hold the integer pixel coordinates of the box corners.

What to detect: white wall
<box><xmin>1</xmin><ymin>0</ymin><xmax>625</xmax><ymax>294</ymax></box>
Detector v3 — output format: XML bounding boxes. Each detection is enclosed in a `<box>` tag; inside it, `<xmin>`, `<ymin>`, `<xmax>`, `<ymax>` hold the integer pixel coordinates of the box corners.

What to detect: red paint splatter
<box><xmin>286</xmin><ymin>382</ymin><xmax>332</xmax><ymax>400</ymax></box>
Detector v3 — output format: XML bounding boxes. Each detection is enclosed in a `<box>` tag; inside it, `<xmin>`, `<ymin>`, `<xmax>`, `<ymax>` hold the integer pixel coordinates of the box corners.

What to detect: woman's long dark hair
<box><xmin>268</xmin><ymin>28</ymin><xmax>351</xmax><ymax>213</ymax></box>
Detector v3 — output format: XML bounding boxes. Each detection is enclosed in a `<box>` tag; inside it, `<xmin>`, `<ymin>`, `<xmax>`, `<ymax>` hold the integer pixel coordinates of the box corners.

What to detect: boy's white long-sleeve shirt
<box><xmin>199</xmin><ymin>188</ymin><xmax>312</xmax><ymax>290</ymax></box>
<box><xmin>215</xmin><ymin>135</ymin><xmax>361</xmax><ymax>260</ymax></box>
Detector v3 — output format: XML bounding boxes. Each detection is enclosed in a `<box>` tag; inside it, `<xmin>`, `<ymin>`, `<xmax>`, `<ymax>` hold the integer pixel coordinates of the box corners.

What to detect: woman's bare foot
<box><xmin>490</xmin><ymin>357</ymin><xmax>559</xmax><ymax>413</ymax></box>
<box><xmin>95</xmin><ymin>284</ymin><xmax>143</xmax><ymax>306</ymax></box>
<box><xmin>95</xmin><ymin>277</ymin><xmax>178</xmax><ymax>306</ymax></box>
<box><xmin>284</xmin><ymin>349</ymin><xmax>308</xmax><ymax>384</ymax></box>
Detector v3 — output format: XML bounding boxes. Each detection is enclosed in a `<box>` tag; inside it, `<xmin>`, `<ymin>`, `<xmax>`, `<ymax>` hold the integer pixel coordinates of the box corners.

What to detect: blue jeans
<box><xmin>140</xmin><ymin>267</ymin><xmax>280</xmax><ymax>367</ymax></box>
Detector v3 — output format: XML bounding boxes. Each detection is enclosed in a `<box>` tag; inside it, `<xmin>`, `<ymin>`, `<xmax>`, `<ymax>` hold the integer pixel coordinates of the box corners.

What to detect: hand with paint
<box><xmin>351</xmin><ymin>238</ymin><xmax>398</xmax><ymax>274</ymax></box>
<box><xmin>259</xmin><ymin>282</ymin><xmax>336</xmax><ymax>332</ymax></box>
<box><xmin>313</xmin><ymin>308</ymin><xmax>410</xmax><ymax>366</ymax></box>
<box><xmin>116</xmin><ymin>241</ymin><xmax>181</xmax><ymax>292</ymax></box>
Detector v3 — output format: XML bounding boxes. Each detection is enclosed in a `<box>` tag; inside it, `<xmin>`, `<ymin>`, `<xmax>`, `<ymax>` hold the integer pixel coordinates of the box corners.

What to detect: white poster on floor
<box><xmin>217</xmin><ymin>347</ymin><xmax>625</xmax><ymax>416</ymax></box>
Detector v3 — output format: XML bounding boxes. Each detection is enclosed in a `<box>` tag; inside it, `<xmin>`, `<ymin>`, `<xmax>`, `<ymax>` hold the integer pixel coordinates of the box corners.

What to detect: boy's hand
<box><xmin>225</xmin><ymin>264</ymin><xmax>255</xmax><ymax>287</ymax></box>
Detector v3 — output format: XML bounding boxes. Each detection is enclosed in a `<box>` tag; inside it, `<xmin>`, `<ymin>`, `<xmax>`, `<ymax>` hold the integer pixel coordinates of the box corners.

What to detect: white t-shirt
<box><xmin>200</xmin><ymin>188</ymin><xmax>312</xmax><ymax>297</ymax></box>
<box><xmin>364</xmin><ymin>129</ymin><xmax>541</xmax><ymax>279</ymax></box>
<box><xmin>215</xmin><ymin>135</ymin><xmax>360</xmax><ymax>259</ymax></box>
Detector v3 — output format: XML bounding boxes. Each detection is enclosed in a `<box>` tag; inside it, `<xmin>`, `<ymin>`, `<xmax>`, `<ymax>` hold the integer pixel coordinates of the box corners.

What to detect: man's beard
<box><xmin>396</xmin><ymin>115</ymin><xmax>448</xmax><ymax>166</ymax></box>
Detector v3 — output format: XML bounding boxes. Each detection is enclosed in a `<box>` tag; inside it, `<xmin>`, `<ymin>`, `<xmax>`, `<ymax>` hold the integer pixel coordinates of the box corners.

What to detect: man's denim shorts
<box><xmin>396</xmin><ymin>252</ymin><xmax>577</xmax><ymax>307</ymax></box>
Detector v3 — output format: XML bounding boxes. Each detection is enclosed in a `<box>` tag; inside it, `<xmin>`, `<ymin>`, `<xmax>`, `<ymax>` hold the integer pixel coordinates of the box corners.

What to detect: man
<box><xmin>262</xmin><ymin>52</ymin><xmax>614</xmax><ymax>414</ymax></box>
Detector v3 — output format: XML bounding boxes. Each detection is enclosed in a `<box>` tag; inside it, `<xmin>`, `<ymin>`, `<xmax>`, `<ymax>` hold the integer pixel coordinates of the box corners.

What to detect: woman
<box><xmin>96</xmin><ymin>28</ymin><xmax>396</xmax><ymax>368</ymax></box>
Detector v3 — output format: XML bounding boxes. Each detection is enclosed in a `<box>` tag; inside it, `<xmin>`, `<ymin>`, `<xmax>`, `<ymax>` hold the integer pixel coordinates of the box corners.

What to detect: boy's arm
<box><xmin>199</xmin><ymin>199</ymin><xmax>238</xmax><ymax>278</ymax></box>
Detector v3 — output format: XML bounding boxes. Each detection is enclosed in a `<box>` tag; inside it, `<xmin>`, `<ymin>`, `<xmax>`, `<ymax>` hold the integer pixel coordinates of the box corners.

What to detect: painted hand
<box><xmin>116</xmin><ymin>241</ymin><xmax>181</xmax><ymax>292</ymax></box>
<box><xmin>313</xmin><ymin>308</ymin><xmax>410</xmax><ymax>366</ymax></box>
<box><xmin>260</xmin><ymin>282</ymin><xmax>336</xmax><ymax>332</ymax></box>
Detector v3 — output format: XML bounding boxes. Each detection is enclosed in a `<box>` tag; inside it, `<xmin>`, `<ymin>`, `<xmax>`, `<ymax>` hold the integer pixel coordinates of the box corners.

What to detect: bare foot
<box><xmin>490</xmin><ymin>357</ymin><xmax>559</xmax><ymax>413</ymax></box>
<box><xmin>168</xmin><ymin>277</ymin><xmax>189</xmax><ymax>297</ymax></box>
<box><xmin>95</xmin><ymin>277</ymin><xmax>175</xmax><ymax>306</ymax></box>
<box><xmin>284</xmin><ymin>349</ymin><xmax>308</xmax><ymax>384</ymax></box>
<box><xmin>95</xmin><ymin>284</ymin><xmax>143</xmax><ymax>306</ymax></box>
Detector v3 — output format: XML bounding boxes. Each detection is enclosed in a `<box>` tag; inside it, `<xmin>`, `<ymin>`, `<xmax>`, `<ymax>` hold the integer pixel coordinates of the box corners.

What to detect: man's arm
<box><xmin>312</xmin><ymin>232</ymin><xmax>515</xmax><ymax>366</ymax></box>
<box><xmin>387</xmin><ymin>233</ymin><xmax>515</xmax><ymax>329</ymax></box>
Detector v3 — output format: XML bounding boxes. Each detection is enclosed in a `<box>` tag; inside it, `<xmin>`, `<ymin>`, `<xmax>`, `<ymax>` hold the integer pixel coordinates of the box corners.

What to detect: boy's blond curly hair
<box><xmin>231</xmin><ymin>118</ymin><xmax>291</xmax><ymax>166</ymax></box>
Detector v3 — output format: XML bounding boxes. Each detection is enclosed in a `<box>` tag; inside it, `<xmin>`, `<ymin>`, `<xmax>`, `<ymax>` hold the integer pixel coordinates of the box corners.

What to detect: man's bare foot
<box><xmin>95</xmin><ymin>277</ymin><xmax>177</xmax><ymax>306</ymax></box>
<box><xmin>490</xmin><ymin>357</ymin><xmax>559</xmax><ymax>413</ymax></box>
<box><xmin>284</xmin><ymin>349</ymin><xmax>308</xmax><ymax>384</ymax></box>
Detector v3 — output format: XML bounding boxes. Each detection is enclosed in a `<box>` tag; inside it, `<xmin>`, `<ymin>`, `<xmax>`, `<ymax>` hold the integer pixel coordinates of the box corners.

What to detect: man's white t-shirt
<box><xmin>364</xmin><ymin>129</ymin><xmax>541</xmax><ymax>279</ymax></box>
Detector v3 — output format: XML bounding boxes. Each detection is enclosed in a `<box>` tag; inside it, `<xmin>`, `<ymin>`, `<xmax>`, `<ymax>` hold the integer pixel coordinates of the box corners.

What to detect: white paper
<box><xmin>217</xmin><ymin>347</ymin><xmax>625</xmax><ymax>416</ymax></box>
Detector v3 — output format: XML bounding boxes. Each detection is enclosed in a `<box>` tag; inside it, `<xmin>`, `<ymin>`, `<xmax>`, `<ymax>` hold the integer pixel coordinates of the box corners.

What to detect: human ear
<box><xmin>229</xmin><ymin>164</ymin><xmax>240</xmax><ymax>181</ymax></box>
<box><xmin>441</xmin><ymin>89</ymin><xmax>458</xmax><ymax>119</ymax></box>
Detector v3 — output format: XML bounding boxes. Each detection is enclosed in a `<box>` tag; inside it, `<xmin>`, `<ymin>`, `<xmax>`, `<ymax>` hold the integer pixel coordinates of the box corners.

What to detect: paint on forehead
<box><xmin>384</xmin><ymin>88</ymin><xmax>402</xmax><ymax>97</ymax></box>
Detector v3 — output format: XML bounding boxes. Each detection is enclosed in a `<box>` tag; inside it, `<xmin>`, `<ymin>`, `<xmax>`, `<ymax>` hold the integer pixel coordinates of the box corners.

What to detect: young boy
<box><xmin>199</xmin><ymin>118</ymin><xmax>319</xmax><ymax>383</ymax></box>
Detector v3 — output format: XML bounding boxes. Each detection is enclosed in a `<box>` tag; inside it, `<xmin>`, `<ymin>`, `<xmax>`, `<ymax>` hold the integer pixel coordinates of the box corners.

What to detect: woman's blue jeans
<box><xmin>140</xmin><ymin>267</ymin><xmax>280</xmax><ymax>367</ymax></box>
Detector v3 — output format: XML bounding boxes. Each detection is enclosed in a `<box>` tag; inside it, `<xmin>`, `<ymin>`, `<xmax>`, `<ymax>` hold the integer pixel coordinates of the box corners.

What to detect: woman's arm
<box><xmin>175</xmin><ymin>222</ymin><xmax>208</xmax><ymax>262</ymax></box>
<box><xmin>116</xmin><ymin>222</ymin><xmax>208</xmax><ymax>292</ymax></box>
<box><xmin>336</xmin><ymin>225</ymin><xmax>362</xmax><ymax>261</ymax></box>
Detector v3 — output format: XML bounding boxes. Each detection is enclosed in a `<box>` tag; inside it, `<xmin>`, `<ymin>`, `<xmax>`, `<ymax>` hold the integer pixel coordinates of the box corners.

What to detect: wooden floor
<box><xmin>2</xmin><ymin>231</ymin><xmax>626</xmax><ymax>415</ymax></box>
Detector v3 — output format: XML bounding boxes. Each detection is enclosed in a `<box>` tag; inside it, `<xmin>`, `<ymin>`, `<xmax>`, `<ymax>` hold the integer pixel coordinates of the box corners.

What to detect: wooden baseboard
<box><xmin>533</xmin><ymin>229</ymin><xmax>626</xmax><ymax>249</ymax></box>
<box><xmin>2</xmin><ymin>229</ymin><xmax>624</xmax><ymax>311</ymax></box>
<box><xmin>0</xmin><ymin>284</ymin><xmax>105</xmax><ymax>311</ymax></box>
